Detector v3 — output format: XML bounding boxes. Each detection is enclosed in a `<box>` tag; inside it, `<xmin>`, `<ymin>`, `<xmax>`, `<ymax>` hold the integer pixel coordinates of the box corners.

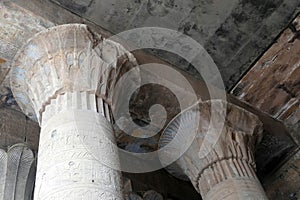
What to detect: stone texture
<box><xmin>10</xmin><ymin>24</ymin><xmax>139</xmax><ymax>200</ymax></box>
<box><xmin>0</xmin><ymin>2</ymin><xmax>296</xmax><ymax>177</ymax></box>
<box><xmin>35</xmin><ymin>93</ymin><xmax>123</xmax><ymax>200</ymax></box>
<box><xmin>10</xmin><ymin>24</ymin><xmax>137</xmax><ymax>123</ymax></box>
<box><xmin>0</xmin><ymin>0</ymin><xmax>112</xmax><ymax>112</ymax></box>
<box><xmin>0</xmin><ymin>1</ymin><xmax>54</xmax><ymax>62</ymax></box>
<box><xmin>230</xmin><ymin>14</ymin><xmax>300</xmax><ymax>196</ymax></box>
<box><xmin>232</xmin><ymin>15</ymin><xmax>300</xmax><ymax>143</ymax></box>
<box><xmin>0</xmin><ymin>144</ymin><xmax>36</xmax><ymax>200</ymax></box>
<box><xmin>0</xmin><ymin>107</ymin><xmax>39</xmax><ymax>151</ymax></box>
<box><xmin>232</xmin><ymin>15</ymin><xmax>300</xmax><ymax>118</ymax></box>
<box><xmin>0</xmin><ymin>0</ymin><xmax>299</xmax><ymax>198</ymax></box>
<box><xmin>51</xmin><ymin>0</ymin><xmax>300</xmax><ymax>90</ymax></box>
<box><xmin>159</xmin><ymin>100</ymin><xmax>268</xmax><ymax>199</ymax></box>
<box><xmin>263</xmin><ymin>149</ymin><xmax>300</xmax><ymax>199</ymax></box>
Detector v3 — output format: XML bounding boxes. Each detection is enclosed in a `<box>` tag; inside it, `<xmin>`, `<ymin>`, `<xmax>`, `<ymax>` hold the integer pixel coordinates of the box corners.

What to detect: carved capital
<box><xmin>0</xmin><ymin>144</ymin><xmax>35</xmax><ymax>200</ymax></box>
<box><xmin>159</xmin><ymin>100</ymin><xmax>267</xmax><ymax>199</ymax></box>
<box><xmin>10</xmin><ymin>24</ymin><xmax>137</xmax><ymax>123</ymax></box>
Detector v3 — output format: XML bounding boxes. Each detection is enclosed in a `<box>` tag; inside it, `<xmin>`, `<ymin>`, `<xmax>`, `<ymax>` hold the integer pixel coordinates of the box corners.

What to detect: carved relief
<box><xmin>159</xmin><ymin>100</ymin><xmax>268</xmax><ymax>200</ymax></box>
<box><xmin>0</xmin><ymin>144</ymin><xmax>35</xmax><ymax>200</ymax></box>
<box><xmin>10</xmin><ymin>24</ymin><xmax>139</xmax><ymax>200</ymax></box>
<box><xmin>32</xmin><ymin>92</ymin><xmax>123</xmax><ymax>200</ymax></box>
<box><xmin>10</xmin><ymin>24</ymin><xmax>138</xmax><ymax>123</ymax></box>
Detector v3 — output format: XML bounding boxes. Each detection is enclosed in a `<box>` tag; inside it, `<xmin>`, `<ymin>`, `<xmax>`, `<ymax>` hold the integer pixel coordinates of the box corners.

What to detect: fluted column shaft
<box><xmin>0</xmin><ymin>144</ymin><xmax>35</xmax><ymax>200</ymax></box>
<box><xmin>34</xmin><ymin>92</ymin><xmax>122</xmax><ymax>200</ymax></box>
<box><xmin>198</xmin><ymin>147</ymin><xmax>268</xmax><ymax>200</ymax></box>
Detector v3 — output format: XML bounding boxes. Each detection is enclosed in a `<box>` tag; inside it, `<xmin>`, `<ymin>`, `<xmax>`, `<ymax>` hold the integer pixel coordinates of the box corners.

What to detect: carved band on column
<box><xmin>10</xmin><ymin>24</ymin><xmax>139</xmax><ymax>200</ymax></box>
<box><xmin>159</xmin><ymin>100</ymin><xmax>269</xmax><ymax>200</ymax></box>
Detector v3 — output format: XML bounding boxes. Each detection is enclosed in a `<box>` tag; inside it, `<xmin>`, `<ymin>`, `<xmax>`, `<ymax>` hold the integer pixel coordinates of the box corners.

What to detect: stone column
<box><xmin>10</xmin><ymin>24</ymin><xmax>138</xmax><ymax>200</ymax></box>
<box><xmin>0</xmin><ymin>144</ymin><xmax>35</xmax><ymax>200</ymax></box>
<box><xmin>159</xmin><ymin>100</ymin><xmax>268</xmax><ymax>200</ymax></box>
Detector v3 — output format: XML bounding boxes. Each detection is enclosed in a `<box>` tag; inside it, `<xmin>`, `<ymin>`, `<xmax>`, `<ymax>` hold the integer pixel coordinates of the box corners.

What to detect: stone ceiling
<box><xmin>50</xmin><ymin>0</ymin><xmax>300</xmax><ymax>90</ymax></box>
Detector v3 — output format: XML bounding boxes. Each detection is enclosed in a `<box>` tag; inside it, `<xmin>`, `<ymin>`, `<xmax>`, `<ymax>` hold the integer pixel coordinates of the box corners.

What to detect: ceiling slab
<box><xmin>51</xmin><ymin>0</ymin><xmax>300</xmax><ymax>90</ymax></box>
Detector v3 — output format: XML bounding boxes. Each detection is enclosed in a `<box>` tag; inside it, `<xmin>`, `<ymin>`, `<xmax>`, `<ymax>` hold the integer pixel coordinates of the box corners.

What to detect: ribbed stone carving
<box><xmin>10</xmin><ymin>24</ymin><xmax>139</xmax><ymax>200</ymax></box>
<box><xmin>10</xmin><ymin>24</ymin><xmax>137</xmax><ymax>123</ymax></box>
<box><xmin>0</xmin><ymin>144</ymin><xmax>35</xmax><ymax>200</ymax></box>
<box><xmin>159</xmin><ymin>100</ymin><xmax>268</xmax><ymax>200</ymax></box>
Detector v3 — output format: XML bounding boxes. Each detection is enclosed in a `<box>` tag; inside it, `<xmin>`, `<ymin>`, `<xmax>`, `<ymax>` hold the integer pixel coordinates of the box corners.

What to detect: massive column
<box><xmin>159</xmin><ymin>100</ymin><xmax>268</xmax><ymax>200</ymax></box>
<box><xmin>10</xmin><ymin>24</ymin><xmax>138</xmax><ymax>200</ymax></box>
<box><xmin>0</xmin><ymin>144</ymin><xmax>35</xmax><ymax>200</ymax></box>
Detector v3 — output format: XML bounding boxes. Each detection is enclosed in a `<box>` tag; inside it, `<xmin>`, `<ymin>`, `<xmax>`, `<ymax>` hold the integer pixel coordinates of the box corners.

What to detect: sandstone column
<box><xmin>159</xmin><ymin>100</ymin><xmax>268</xmax><ymax>200</ymax></box>
<box><xmin>0</xmin><ymin>144</ymin><xmax>35</xmax><ymax>200</ymax></box>
<box><xmin>10</xmin><ymin>24</ymin><xmax>138</xmax><ymax>200</ymax></box>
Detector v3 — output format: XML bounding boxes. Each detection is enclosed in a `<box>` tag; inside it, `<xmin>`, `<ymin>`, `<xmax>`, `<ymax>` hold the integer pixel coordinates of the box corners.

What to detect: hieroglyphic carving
<box><xmin>10</xmin><ymin>24</ymin><xmax>137</xmax><ymax>123</ymax></box>
<box><xmin>33</xmin><ymin>94</ymin><xmax>123</xmax><ymax>200</ymax></box>
<box><xmin>159</xmin><ymin>100</ymin><xmax>268</xmax><ymax>200</ymax></box>
<box><xmin>0</xmin><ymin>144</ymin><xmax>35</xmax><ymax>200</ymax></box>
<box><xmin>10</xmin><ymin>24</ymin><xmax>139</xmax><ymax>200</ymax></box>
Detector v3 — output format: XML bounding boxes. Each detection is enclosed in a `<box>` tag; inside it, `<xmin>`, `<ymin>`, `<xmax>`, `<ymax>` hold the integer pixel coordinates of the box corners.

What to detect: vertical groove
<box><xmin>0</xmin><ymin>144</ymin><xmax>35</xmax><ymax>200</ymax></box>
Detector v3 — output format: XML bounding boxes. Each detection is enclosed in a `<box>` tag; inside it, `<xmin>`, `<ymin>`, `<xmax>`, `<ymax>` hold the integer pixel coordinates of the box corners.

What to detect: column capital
<box><xmin>10</xmin><ymin>24</ymin><xmax>138</xmax><ymax>123</ymax></box>
<box><xmin>159</xmin><ymin>100</ymin><xmax>264</xmax><ymax>196</ymax></box>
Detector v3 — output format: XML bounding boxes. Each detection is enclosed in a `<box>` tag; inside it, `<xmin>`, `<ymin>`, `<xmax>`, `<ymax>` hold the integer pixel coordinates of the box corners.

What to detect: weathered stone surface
<box><xmin>0</xmin><ymin>1</ymin><xmax>299</xmax><ymax>198</ymax></box>
<box><xmin>263</xmin><ymin>149</ymin><xmax>300</xmax><ymax>199</ymax></box>
<box><xmin>0</xmin><ymin>1</ymin><xmax>54</xmax><ymax>61</ymax></box>
<box><xmin>159</xmin><ymin>100</ymin><xmax>268</xmax><ymax>199</ymax></box>
<box><xmin>51</xmin><ymin>0</ymin><xmax>300</xmax><ymax>90</ymax></box>
<box><xmin>0</xmin><ymin>107</ymin><xmax>39</xmax><ymax>151</ymax></box>
<box><xmin>10</xmin><ymin>24</ymin><xmax>139</xmax><ymax>200</ymax></box>
<box><xmin>0</xmin><ymin>0</ymin><xmax>113</xmax><ymax>112</ymax></box>
<box><xmin>231</xmin><ymin>15</ymin><xmax>300</xmax><ymax>145</ymax></box>
<box><xmin>232</xmin><ymin>15</ymin><xmax>300</xmax><ymax>118</ymax></box>
<box><xmin>10</xmin><ymin>24</ymin><xmax>137</xmax><ymax>123</ymax></box>
<box><xmin>112</xmin><ymin>63</ymin><xmax>296</xmax><ymax>180</ymax></box>
<box><xmin>230</xmin><ymin>15</ymin><xmax>300</xmax><ymax>197</ymax></box>
<box><xmin>1</xmin><ymin>0</ymin><xmax>296</xmax><ymax>160</ymax></box>
<box><xmin>0</xmin><ymin>144</ymin><xmax>35</xmax><ymax>200</ymax></box>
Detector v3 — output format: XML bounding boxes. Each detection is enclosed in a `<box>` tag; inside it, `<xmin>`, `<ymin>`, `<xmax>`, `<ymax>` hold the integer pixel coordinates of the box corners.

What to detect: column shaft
<box><xmin>11</xmin><ymin>24</ymin><xmax>139</xmax><ymax>200</ymax></box>
<box><xmin>199</xmin><ymin>159</ymin><xmax>268</xmax><ymax>200</ymax></box>
<box><xmin>34</xmin><ymin>92</ymin><xmax>122</xmax><ymax>200</ymax></box>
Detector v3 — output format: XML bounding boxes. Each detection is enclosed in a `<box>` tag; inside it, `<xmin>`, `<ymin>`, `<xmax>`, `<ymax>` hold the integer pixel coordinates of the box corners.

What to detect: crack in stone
<box><xmin>87</xmin><ymin>26</ymin><xmax>103</xmax><ymax>49</ymax></box>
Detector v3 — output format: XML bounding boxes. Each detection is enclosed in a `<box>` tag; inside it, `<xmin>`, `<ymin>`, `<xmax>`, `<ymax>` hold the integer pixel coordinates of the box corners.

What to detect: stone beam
<box><xmin>231</xmin><ymin>13</ymin><xmax>300</xmax><ymax>198</ymax></box>
<box><xmin>231</xmin><ymin>14</ymin><xmax>300</xmax><ymax>145</ymax></box>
